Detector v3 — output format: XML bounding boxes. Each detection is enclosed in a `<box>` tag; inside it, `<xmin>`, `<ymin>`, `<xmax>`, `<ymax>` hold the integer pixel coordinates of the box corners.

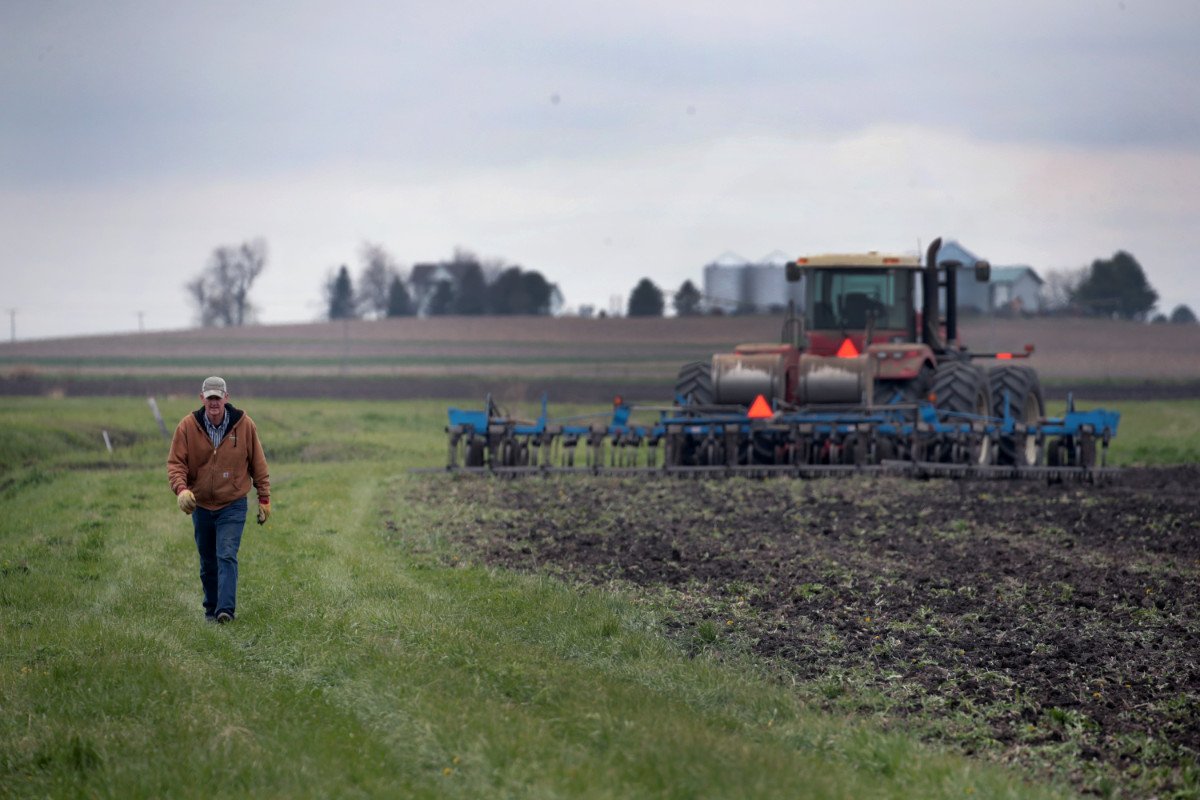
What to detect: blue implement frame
<box><xmin>445</xmin><ymin>392</ymin><xmax>1119</xmax><ymax>480</ymax></box>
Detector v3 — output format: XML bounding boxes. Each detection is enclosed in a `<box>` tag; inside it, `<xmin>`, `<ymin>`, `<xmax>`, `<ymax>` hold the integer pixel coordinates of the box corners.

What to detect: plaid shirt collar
<box><xmin>203</xmin><ymin>408</ymin><xmax>230</xmax><ymax>448</ymax></box>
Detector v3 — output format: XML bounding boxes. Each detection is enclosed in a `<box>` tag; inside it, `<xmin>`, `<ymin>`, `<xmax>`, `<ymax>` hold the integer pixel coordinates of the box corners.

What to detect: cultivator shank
<box><xmin>444</xmin><ymin>394</ymin><xmax>1120</xmax><ymax>481</ymax></box>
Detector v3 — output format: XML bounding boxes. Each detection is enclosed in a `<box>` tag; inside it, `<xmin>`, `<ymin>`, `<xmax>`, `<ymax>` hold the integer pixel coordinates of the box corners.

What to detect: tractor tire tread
<box><xmin>675</xmin><ymin>360</ymin><xmax>714</xmax><ymax>406</ymax></box>
<box><xmin>988</xmin><ymin>365</ymin><xmax>1045</xmax><ymax>466</ymax></box>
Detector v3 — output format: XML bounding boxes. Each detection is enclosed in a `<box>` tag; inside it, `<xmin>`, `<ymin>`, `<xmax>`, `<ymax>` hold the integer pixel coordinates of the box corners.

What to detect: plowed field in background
<box><xmin>2</xmin><ymin>316</ymin><xmax>1199</xmax><ymax>401</ymax></box>
<box><xmin>414</xmin><ymin>467</ymin><xmax>1200</xmax><ymax>797</ymax></box>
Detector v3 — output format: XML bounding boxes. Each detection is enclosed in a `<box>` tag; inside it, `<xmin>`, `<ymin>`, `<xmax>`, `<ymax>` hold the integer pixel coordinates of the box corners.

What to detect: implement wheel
<box><xmin>988</xmin><ymin>365</ymin><xmax>1045</xmax><ymax>466</ymax></box>
<box><xmin>931</xmin><ymin>362</ymin><xmax>992</xmax><ymax>465</ymax></box>
<box><xmin>675</xmin><ymin>360</ymin><xmax>714</xmax><ymax>406</ymax></box>
<box><xmin>465</xmin><ymin>439</ymin><xmax>485</xmax><ymax>467</ymax></box>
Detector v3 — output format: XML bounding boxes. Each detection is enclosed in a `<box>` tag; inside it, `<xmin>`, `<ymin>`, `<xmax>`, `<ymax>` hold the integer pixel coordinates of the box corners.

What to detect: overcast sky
<box><xmin>3</xmin><ymin>0</ymin><xmax>1199</xmax><ymax>339</ymax></box>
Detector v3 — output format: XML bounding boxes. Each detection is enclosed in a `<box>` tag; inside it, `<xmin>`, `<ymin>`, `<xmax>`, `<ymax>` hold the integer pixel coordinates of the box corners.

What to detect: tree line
<box><xmin>323</xmin><ymin>245</ymin><xmax>566</xmax><ymax>319</ymax></box>
<box><xmin>1043</xmin><ymin>251</ymin><xmax>1195</xmax><ymax>323</ymax></box>
<box><xmin>186</xmin><ymin>240</ymin><xmax>1195</xmax><ymax>327</ymax></box>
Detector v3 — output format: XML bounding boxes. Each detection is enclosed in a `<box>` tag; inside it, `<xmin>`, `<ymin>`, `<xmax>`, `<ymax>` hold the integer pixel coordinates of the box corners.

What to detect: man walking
<box><xmin>168</xmin><ymin>376</ymin><xmax>271</xmax><ymax>624</ymax></box>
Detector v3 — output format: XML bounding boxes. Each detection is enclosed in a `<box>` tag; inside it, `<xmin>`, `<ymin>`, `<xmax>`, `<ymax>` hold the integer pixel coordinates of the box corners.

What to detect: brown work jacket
<box><xmin>167</xmin><ymin>405</ymin><xmax>270</xmax><ymax>511</ymax></box>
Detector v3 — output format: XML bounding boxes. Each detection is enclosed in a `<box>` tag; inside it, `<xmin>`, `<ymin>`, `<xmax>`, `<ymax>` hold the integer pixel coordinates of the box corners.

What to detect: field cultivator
<box><xmin>438</xmin><ymin>234</ymin><xmax>1122</xmax><ymax>481</ymax></box>
<box><xmin>443</xmin><ymin>393</ymin><xmax>1120</xmax><ymax>481</ymax></box>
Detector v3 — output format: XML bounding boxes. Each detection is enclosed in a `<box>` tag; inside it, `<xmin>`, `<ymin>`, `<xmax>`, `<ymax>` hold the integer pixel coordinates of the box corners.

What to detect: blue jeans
<box><xmin>192</xmin><ymin>497</ymin><xmax>247</xmax><ymax>618</ymax></box>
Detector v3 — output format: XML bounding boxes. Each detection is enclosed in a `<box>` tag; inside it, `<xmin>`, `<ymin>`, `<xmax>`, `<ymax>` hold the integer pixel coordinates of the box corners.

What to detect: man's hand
<box><xmin>257</xmin><ymin>500</ymin><xmax>271</xmax><ymax>525</ymax></box>
<box><xmin>177</xmin><ymin>489</ymin><xmax>197</xmax><ymax>514</ymax></box>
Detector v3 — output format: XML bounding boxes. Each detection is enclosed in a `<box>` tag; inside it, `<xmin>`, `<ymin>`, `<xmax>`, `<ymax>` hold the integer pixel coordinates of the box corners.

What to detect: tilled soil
<box><xmin>412</xmin><ymin>467</ymin><xmax>1200</xmax><ymax>797</ymax></box>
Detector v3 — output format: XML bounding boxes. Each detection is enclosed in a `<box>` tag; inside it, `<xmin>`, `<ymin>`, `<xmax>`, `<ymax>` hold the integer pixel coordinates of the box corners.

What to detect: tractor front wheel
<box><xmin>674</xmin><ymin>360</ymin><xmax>714</xmax><ymax>407</ymax></box>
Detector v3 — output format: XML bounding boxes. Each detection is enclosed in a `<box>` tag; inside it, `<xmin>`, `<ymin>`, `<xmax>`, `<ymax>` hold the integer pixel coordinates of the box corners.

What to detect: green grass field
<box><xmin>1</xmin><ymin>396</ymin><xmax>1195</xmax><ymax>798</ymax></box>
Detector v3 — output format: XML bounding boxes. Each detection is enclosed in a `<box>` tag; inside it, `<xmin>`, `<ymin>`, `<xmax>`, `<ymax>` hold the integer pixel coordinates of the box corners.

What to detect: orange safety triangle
<box><xmin>747</xmin><ymin>394</ymin><xmax>773</xmax><ymax>419</ymax></box>
<box><xmin>836</xmin><ymin>337</ymin><xmax>860</xmax><ymax>358</ymax></box>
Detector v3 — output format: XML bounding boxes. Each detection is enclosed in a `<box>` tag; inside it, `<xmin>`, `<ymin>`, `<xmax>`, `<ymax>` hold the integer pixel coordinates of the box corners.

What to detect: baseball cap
<box><xmin>201</xmin><ymin>376</ymin><xmax>228</xmax><ymax>399</ymax></box>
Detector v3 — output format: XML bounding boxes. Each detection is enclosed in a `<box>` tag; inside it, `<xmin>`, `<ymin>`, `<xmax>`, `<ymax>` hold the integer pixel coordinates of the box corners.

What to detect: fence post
<box><xmin>147</xmin><ymin>397</ymin><xmax>170</xmax><ymax>439</ymax></box>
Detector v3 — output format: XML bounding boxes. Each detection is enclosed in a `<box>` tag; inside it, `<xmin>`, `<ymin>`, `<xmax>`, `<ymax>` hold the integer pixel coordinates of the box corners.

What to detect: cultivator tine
<box><xmin>447</xmin><ymin>425</ymin><xmax>462</xmax><ymax>469</ymax></box>
<box><xmin>531</xmin><ymin>432</ymin><xmax>549</xmax><ymax>469</ymax></box>
<box><xmin>586</xmin><ymin>425</ymin><xmax>604</xmax><ymax>470</ymax></box>
<box><xmin>615</xmin><ymin>430</ymin><xmax>647</xmax><ymax>467</ymax></box>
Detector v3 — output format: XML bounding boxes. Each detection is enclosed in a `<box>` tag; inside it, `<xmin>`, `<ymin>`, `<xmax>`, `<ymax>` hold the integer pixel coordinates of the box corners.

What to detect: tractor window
<box><xmin>806</xmin><ymin>269</ymin><xmax>913</xmax><ymax>331</ymax></box>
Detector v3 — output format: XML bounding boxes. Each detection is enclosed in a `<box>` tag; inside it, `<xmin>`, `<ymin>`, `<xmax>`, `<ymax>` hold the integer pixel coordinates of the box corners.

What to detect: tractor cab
<box><xmin>787</xmin><ymin>253</ymin><xmax>922</xmax><ymax>357</ymax></box>
<box><xmin>785</xmin><ymin>242</ymin><xmax>991</xmax><ymax>358</ymax></box>
<box><xmin>709</xmin><ymin>239</ymin><xmax>992</xmax><ymax>408</ymax></box>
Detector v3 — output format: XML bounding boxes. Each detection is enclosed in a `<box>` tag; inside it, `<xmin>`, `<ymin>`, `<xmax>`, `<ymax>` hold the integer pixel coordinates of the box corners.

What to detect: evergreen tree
<box><xmin>486</xmin><ymin>267</ymin><xmax>558</xmax><ymax>315</ymax></box>
<box><xmin>516</xmin><ymin>270</ymin><xmax>559</xmax><ymax>315</ymax></box>
<box><xmin>453</xmin><ymin>262</ymin><xmax>489</xmax><ymax>315</ymax></box>
<box><xmin>1073</xmin><ymin>251</ymin><xmax>1158</xmax><ymax>320</ymax></box>
<box><xmin>628</xmin><ymin>278</ymin><xmax>665</xmax><ymax>317</ymax></box>
<box><xmin>673</xmin><ymin>280</ymin><xmax>703</xmax><ymax>316</ymax></box>
<box><xmin>1170</xmin><ymin>304</ymin><xmax>1197</xmax><ymax>324</ymax></box>
<box><xmin>427</xmin><ymin>280</ymin><xmax>456</xmax><ymax>316</ymax></box>
<box><xmin>385</xmin><ymin>275</ymin><xmax>413</xmax><ymax>317</ymax></box>
<box><xmin>488</xmin><ymin>267</ymin><xmax>526</xmax><ymax>315</ymax></box>
<box><xmin>327</xmin><ymin>265</ymin><xmax>357</xmax><ymax>320</ymax></box>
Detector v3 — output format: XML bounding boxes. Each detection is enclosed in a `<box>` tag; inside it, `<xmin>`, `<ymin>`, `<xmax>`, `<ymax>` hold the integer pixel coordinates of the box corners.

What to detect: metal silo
<box><xmin>744</xmin><ymin>252</ymin><xmax>804</xmax><ymax>313</ymax></box>
<box><xmin>703</xmin><ymin>254</ymin><xmax>748</xmax><ymax>314</ymax></box>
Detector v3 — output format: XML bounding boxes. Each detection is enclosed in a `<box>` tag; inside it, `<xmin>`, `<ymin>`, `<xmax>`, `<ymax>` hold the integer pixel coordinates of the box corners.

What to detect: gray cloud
<box><xmin>3</xmin><ymin>0</ymin><xmax>1198</xmax><ymax>187</ymax></box>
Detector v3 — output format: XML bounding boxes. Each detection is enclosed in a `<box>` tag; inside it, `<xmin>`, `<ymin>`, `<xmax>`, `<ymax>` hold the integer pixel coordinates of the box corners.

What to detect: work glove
<box><xmin>177</xmin><ymin>489</ymin><xmax>197</xmax><ymax>515</ymax></box>
<box><xmin>257</xmin><ymin>500</ymin><xmax>271</xmax><ymax>526</ymax></box>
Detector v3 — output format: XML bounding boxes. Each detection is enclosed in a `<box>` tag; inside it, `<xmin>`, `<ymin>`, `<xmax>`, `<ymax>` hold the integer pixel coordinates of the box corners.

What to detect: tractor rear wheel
<box><xmin>988</xmin><ymin>365</ymin><xmax>1045</xmax><ymax>466</ymax></box>
<box><xmin>930</xmin><ymin>362</ymin><xmax>992</xmax><ymax>464</ymax></box>
<box><xmin>674</xmin><ymin>361</ymin><xmax>714</xmax><ymax>406</ymax></box>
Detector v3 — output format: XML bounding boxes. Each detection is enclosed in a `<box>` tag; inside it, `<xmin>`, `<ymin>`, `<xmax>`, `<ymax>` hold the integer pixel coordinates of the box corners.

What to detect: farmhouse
<box><xmin>937</xmin><ymin>240</ymin><xmax>1044</xmax><ymax>314</ymax></box>
<box><xmin>409</xmin><ymin>262</ymin><xmax>477</xmax><ymax>316</ymax></box>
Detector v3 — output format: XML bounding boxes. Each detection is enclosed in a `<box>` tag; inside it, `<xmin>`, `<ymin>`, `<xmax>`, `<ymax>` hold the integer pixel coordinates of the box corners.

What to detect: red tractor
<box><xmin>674</xmin><ymin>237</ymin><xmax>1045</xmax><ymax>466</ymax></box>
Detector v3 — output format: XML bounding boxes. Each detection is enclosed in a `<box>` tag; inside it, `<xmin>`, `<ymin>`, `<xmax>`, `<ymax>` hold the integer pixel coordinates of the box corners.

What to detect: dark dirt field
<box><xmin>411</xmin><ymin>467</ymin><xmax>1200</xmax><ymax>797</ymax></box>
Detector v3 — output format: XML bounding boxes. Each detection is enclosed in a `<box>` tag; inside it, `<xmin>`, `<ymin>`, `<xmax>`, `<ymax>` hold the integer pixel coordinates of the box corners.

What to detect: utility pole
<box><xmin>7</xmin><ymin>309</ymin><xmax>14</xmax><ymax>343</ymax></box>
<box><xmin>137</xmin><ymin>311</ymin><xmax>145</xmax><ymax>332</ymax></box>
<box><xmin>341</xmin><ymin>318</ymin><xmax>350</xmax><ymax>375</ymax></box>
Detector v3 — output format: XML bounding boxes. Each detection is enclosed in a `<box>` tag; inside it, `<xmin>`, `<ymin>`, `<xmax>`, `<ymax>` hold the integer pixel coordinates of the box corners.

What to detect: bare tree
<box><xmin>357</xmin><ymin>242</ymin><xmax>402</xmax><ymax>319</ymax></box>
<box><xmin>187</xmin><ymin>239</ymin><xmax>267</xmax><ymax>327</ymax></box>
<box><xmin>1040</xmin><ymin>266</ymin><xmax>1087</xmax><ymax>313</ymax></box>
